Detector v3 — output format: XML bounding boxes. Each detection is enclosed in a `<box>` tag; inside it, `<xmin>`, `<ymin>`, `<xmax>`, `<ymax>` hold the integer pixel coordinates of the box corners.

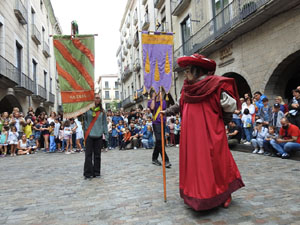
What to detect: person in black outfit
<box><xmin>227</xmin><ymin>121</ymin><xmax>242</xmax><ymax>148</ymax></box>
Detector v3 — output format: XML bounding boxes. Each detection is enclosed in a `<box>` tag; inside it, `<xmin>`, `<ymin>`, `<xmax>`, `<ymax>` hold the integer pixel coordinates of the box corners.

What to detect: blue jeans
<box><xmin>270</xmin><ymin>140</ymin><xmax>286</xmax><ymax>155</ymax></box>
<box><xmin>61</xmin><ymin>139</ymin><xmax>67</xmax><ymax>151</ymax></box>
<box><xmin>283</xmin><ymin>142</ymin><xmax>300</xmax><ymax>153</ymax></box>
<box><xmin>251</xmin><ymin>138</ymin><xmax>263</xmax><ymax>148</ymax></box>
<box><xmin>49</xmin><ymin>136</ymin><xmax>56</xmax><ymax>152</ymax></box>
<box><xmin>111</xmin><ymin>136</ymin><xmax>118</xmax><ymax>148</ymax></box>
<box><xmin>244</xmin><ymin>127</ymin><xmax>252</xmax><ymax>142</ymax></box>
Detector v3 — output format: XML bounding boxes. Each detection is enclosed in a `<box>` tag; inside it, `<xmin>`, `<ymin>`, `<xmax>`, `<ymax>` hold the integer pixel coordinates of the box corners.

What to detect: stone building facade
<box><xmin>172</xmin><ymin>0</ymin><xmax>300</xmax><ymax>103</ymax></box>
<box><xmin>0</xmin><ymin>0</ymin><xmax>62</xmax><ymax>115</ymax></box>
<box><xmin>97</xmin><ymin>74</ymin><xmax>121</xmax><ymax>111</ymax></box>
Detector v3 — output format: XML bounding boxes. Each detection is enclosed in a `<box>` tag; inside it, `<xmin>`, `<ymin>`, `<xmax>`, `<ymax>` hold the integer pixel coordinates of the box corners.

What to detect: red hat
<box><xmin>177</xmin><ymin>53</ymin><xmax>216</xmax><ymax>72</ymax></box>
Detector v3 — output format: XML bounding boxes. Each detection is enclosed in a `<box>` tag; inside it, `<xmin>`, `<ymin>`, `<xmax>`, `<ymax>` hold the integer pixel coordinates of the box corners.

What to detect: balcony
<box><xmin>121</xmin><ymin>36</ymin><xmax>124</xmax><ymax>44</ymax></box>
<box><xmin>43</xmin><ymin>42</ymin><xmax>50</xmax><ymax>58</ymax></box>
<box><xmin>154</xmin><ymin>0</ymin><xmax>165</xmax><ymax>9</ymax></box>
<box><xmin>134</xmin><ymin>59</ymin><xmax>141</xmax><ymax>72</ymax></box>
<box><xmin>174</xmin><ymin>0</ymin><xmax>298</xmax><ymax>64</ymax></box>
<box><xmin>171</xmin><ymin>0</ymin><xmax>191</xmax><ymax>16</ymax></box>
<box><xmin>142</xmin><ymin>0</ymin><xmax>147</xmax><ymax>5</ymax></box>
<box><xmin>14</xmin><ymin>72</ymin><xmax>34</xmax><ymax>96</ymax></box>
<box><xmin>126</xmin><ymin>39</ymin><xmax>132</xmax><ymax>49</ymax></box>
<box><xmin>14</xmin><ymin>0</ymin><xmax>27</xmax><ymax>25</ymax></box>
<box><xmin>45</xmin><ymin>92</ymin><xmax>55</xmax><ymax>105</ymax></box>
<box><xmin>32</xmin><ymin>84</ymin><xmax>47</xmax><ymax>102</ymax></box>
<box><xmin>133</xmin><ymin>31</ymin><xmax>139</xmax><ymax>47</ymax></box>
<box><xmin>31</xmin><ymin>24</ymin><xmax>41</xmax><ymax>45</ymax></box>
<box><xmin>0</xmin><ymin>55</ymin><xmax>19</xmax><ymax>88</ymax></box>
<box><xmin>123</xmin><ymin>47</ymin><xmax>128</xmax><ymax>56</ymax></box>
<box><xmin>142</xmin><ymin>14</ymin><xmax>150</xmax><ymax>30</ymax></box>
<box><xmin>122</xmin><ymin>65</ymin><xmax>133</xmax><ymax>81</ymax></box>
<box><xmin>135</xmin><ymin>87</ymin><xmax>145</xmax><ymax>102</ymax></box>
<box><xmin>133</xmin><ymin>11</ymin><xmax>138</xmax><ymax>25</ymax></box>
<box><xmin>122</xmin><ymin>95</ymin><xmax>135</xmax><ymax>108</ymax></box>
<box><xmin>122</xmin><ymin>29</ymin><xmax>127</xmax><ymax>37</ymax></box>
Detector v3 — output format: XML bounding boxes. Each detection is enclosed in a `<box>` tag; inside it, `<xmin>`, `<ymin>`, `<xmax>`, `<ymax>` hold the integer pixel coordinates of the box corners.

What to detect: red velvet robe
<box><xmin>179</xmin><ymin>75</ymin><xmax>244</xmax><ymax>211</ymax></box>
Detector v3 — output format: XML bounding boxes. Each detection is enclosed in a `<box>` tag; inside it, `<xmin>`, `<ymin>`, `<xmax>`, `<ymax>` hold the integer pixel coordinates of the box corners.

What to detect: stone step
<box><xmin>231</xmin><ymin>143</ymin><xmax>300</xmax><ymax>161</ymax></box>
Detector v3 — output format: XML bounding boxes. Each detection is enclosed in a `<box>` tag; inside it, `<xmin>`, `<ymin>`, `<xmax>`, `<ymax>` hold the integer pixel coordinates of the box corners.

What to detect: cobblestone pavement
<box><xmin>0</xmin><ymin>147</ymin><xmax>300</xmax><ymax>225</ymax></box>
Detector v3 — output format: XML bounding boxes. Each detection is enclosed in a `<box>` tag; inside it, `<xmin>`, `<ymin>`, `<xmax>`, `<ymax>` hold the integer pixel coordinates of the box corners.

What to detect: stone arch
<box><xmin>222</xmin><ymin>72</ymin><xmax>252</xmax><ymax>98</ymax></box>
<box><xmin>35</xmin><ymin>107</ymin><xmax>47</xmax><ymax>117</ymax></box>
<box><xmin>264</xmin><ymin>48</ymin><xmax>300</xmax><ymax>101</ymax></box>
<box><xmin>0</xmin><ymin>95</ymin><xmax>23</xmax><ymax>114</ymax></box>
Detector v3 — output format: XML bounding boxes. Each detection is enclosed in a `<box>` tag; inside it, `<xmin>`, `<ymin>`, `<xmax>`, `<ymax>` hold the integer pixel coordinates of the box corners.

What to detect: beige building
<box><xmin>97</xmin><ymin>74</ymin><xmax>121</xmax><ymax>111</ymax></box>
<box><xmin>0</xmin><ymin>0</ymin><xmax>62</xmax><ymax>115</ymax></box>
<box><xmin>117</xmin><ymin>0</ymin><xmax>173</xmax><ymax>110</ymax></box>
<box><xmin>171</xmin><ymin>0</ymin><xmax>300</xmax><ymax>102</ymax></box>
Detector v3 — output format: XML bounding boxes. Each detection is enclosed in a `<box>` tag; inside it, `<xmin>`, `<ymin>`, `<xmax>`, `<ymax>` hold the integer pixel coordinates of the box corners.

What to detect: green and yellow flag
<box><xmin>53</xmin><ymin>35</ymin><xmax>95</xmax><ymax>118</ymax></box>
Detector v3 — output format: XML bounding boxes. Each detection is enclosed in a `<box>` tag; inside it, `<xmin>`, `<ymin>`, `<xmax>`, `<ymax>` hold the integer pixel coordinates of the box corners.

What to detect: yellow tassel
<box><xmin>166</xmin><ymin>94</ymin><xmax>169</xmax><ymax>101</ymax></box>
<box><xmin>148</xmin><ymin>94</ymin><xmax>150</xmax><ymax>99</ymax></box>
<box><xmin>135</xmin><ymin>91</ymin><xmax>138</xmax><ymax>99</ymax></box>
<box><xmin>143</xmin><ymin>86</ymin><xmax>147</xmax><ymax>94</ymax></box>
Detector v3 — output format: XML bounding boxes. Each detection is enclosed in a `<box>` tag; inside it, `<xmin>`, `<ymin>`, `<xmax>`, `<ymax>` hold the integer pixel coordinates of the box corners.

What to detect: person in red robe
<box><xmin>166</xmin><ymin>54</ymin><xmax>244</xmax><ymax>211</ymax></box>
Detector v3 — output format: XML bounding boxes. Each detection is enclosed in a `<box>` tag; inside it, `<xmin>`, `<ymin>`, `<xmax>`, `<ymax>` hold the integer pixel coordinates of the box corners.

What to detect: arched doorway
<box><xmin>0</xmin><ymin>95</ymin><xmax>23</xmax><ymax>114</ymax></box>
<box><xmin>223</xmin><ymin>73</ymin><xmax>252</xmax><ymax>98</ymax></box>
<box><xmin>35</xmin><ymin>107</ymin><xmax>47</xmax><ymax>116</ymax></box>
<box><xmin>265</xmin><ymin>50</ymin><xmax>300</xmax><ymax>101</ymax></box>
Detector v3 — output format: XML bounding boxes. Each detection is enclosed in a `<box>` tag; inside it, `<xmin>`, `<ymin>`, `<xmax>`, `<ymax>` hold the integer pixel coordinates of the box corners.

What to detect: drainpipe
<box><xmin>26</xmin><ymin>0</ymin><xmax>31</xmax><ymax>108</ymax></box>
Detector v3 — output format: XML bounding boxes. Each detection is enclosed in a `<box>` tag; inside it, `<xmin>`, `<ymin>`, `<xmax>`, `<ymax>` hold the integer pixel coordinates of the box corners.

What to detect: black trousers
<box><xmin>84</xmin><ymin>136</ymin><xmax>103</xmax><ymax>177</ymax></box>
<box><xmin>289</xmin><ymin>115</ymin><xmax>300</xmax><ymax>129</ymax></box>
<box><xmin>152</xmin><ymin>123</ymin><xmax>169</xmax><ymax>162</ymax></box>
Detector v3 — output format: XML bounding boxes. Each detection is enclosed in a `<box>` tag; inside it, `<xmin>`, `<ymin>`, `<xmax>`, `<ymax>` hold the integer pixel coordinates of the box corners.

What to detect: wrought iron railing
<box><xmin>43</xmin><ymin>42</ymin><xmax>50</xmax><ymax>57</ymax></box>
<box><xmin>31</xmin><ymin>24</ymin><xmax>41</xmax><ymax>45</ymax></box>
<box><xmin>16</xmin><ymin>72</ymin><xmax>34</xmax><ymax>93</ymax></box>
<box><xmin>0</xmin><ymin>55</ymin><xmax>19</xmax><ymax>84</ymax></box>
<box><xmin>38</xmin><ymin>85</ymin><xmax>47</xmax><ymax>100</ymax></box>
<box><xmin>14</xmin><ymin>0</ymin><xmax>27</xmax><ymax>25</ymax></box>
<box><xmin>49</xmin><ymin>92</ymin><xmax>55</xmax><ymax>103</ymax></box>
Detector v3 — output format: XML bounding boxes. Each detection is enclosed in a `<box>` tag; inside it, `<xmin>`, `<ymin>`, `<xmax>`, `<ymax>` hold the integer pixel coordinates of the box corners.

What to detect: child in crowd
<box><xmin>63</xmin><ymin>120</ymin><xmax>73</xmax><ymax>154</ymax></box>
<box><xmin>75</xmin><ymin>118</ymin><xmax>84</xmax><ymax>152</ymax></box>
<box><xmin>141</xmin><ymin>125</ymin><xmax>154</xmax><ymax>149</ymax></box>
<box><xmin>258</xmin><ymin>98</ymin><xmax>272</xmax><ymax>127</ymax></box>
<box><xmin>59</xmin><ymin>124</ymin><xmax>65</xmax><ymax>152</ymax></box>
<box><xmin>49</xmin><ymin>122</ymin><xmax>56</xmax><ymax>153</ymax></box>
<box><xmin>111</xmin><ymin>124</ymin><xmax>118</xmax><ymax>149</ymax></box>
<box><xmin>169</xmin><ymin>118</ymin><xmax>175</xmax><ymax>146</ymax></box>
<box><xmin>27</xmin><ymin>134</ymin><xmax>37</xmax><ymax>154</ymax></box>
<box><xmin>120</xmin><ymin>128</ymin><xmax>131</xmax><ymax>150</ymax></box>
<box><xmin>54</xmin><ymin>118</ymin><xmax>61</xmax><ymax>151</ymax></box>
<box><xmin>17</xmin><ymin>134</ymin><xmax>30</xmax><ymax>155</ymax></box>
<box><xmin>174</xmin><ymin>119</ymin><xmax>181</xmax><ymax>147</ymax></box>
<box><xmin>251</xmin><ymin>119</ymin><xmax>268</xmax><ymax>154</ymax></box>
<box><xmin>263</xmin><ymin>126</ymin><xmax>277</xmax><ymax>156</ymax></box>
<box><xmin>146</xmin><ymin>117</ymin><xmax>152</xmax><ymax>128</ymax></box>
<box><xmin>24</xmin><ymin>119</ymin><xmax>33</xmax><ymax>138</ymax></box>
<box><xmin>8</xmin><ymin>126</ymin><xmax>18</xmax><ymax>156</ymax></box>
<box><xmin>241</xmin><ymin>108</ymin><xmax>253</xmax><ymax>145</ymax></box>
<box><xmin>33</xmin><ymin>119</ymin><xmax>41</xmax><ymax>150</ymax></box>
<box><xmin>117</xmin><ymin>120</ymin><xmax>124</xmax><ymax>147</ymax></box>
<box><xmin>0</xmin><ymin>126</ymin><xmax>9</xmax><ymax>157</ymax></box>
<box><xmin>270</xmin><ymin>103</ymin><xmax>285</xmax><ymax>133</ymax></box>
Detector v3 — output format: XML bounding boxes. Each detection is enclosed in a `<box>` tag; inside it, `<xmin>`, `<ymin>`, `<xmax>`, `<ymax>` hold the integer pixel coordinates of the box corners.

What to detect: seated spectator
<box><xmin>251</xmin><ymin>119</ymin><xmax>268</xmax><ymax>154</ymax></box>
<box><xmin>141</xmin><ymin>125</ymin><xmax>154</xmax><ymax>149</ymax></box>
<box><xmin>129</xmin><ymin>123</ymin><xmax>139</xmax><ymax>149</ymax></box>
<box><xmin>270</xmin><ymin>103</ymin><xmax>285</xmax><ymax>133</ymax></box>
<box><xmin>27</xmin><ymin>134</ymin><xmax>37</xmax><ymax>154</ymax></box>
<box><xmin>227</xmin><ymin>121</ymin><xmax>242</xmax><ymax>148</ymax></box>
<box><xmin>120</xmin><ymin>128</ymin><xmax>131</xmax><ymax>150</ymax></box>
<box><xmin>242</xmin><ymin>108</ymin><xmax>253</xmax><ymax>145</ymax></box>
<box><xmin>274</xmin><ymin>96</ymin><xmax>288</xmax><ymax>113</ymax></box>
<box><xmin>112</xmin><ymin>112</ymin><xmax>124</xmax><ymax>125</ymax></box>
<box><xmin>258</xmin><ymin>98</ymin><xmax>272</xmax><ymax>127</ymax></box>
<box><xmin>288</xmin><ymin>89</ymin><xmax>300</xmax><ymax>129</ymax></box>
<box><xmin>17</xmin><ymin>134</ymin><xmax>31</xmax><ymax>155</ymax></box>
<box><xmin>263</xmin><ymin>126</ymin><xmax>277</xmax><ymax>156</ymax></box>
<box><xmin>253</xmin><ymin>91</ymin><xmax>267</xmax><ymax>112</ymax></box>
<box><xmin>270</xmin><ymin>117</ymin><xmax>300</xmax><ymax>159</ymax></box>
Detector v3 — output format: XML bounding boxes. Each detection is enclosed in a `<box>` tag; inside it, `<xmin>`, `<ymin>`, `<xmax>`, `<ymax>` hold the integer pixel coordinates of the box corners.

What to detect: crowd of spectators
<box><xmin>227</xmin><ymin>86</ymin><xmax>300</xmax><ymax>159</ymax></box>
<box><xmin>0</xmin><ymin>106</ymin><xmax>182</xmax><ymax>157</ymax></box>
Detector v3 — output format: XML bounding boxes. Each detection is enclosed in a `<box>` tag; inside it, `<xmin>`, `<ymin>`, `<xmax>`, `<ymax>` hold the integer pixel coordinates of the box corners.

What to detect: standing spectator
<box><xmin>47</xmin><ymin>112</ymin><xmax>56</xmax><ymax>124</ymax></box>
<box><xmin>253</xmin><ymin>91</ymin><xmax>267</xmax><ymax>112</ymax></box>
<box><xmin>111</xmin><ymin>124</ymin><xmax>118</xmax><ymax>149</ymax></box>
<box><xmin>41</xmin><ymin>118</ymin><xmax>50</xmax><ymax>152</ymax></box>
<box><xmin>10</xmin><ymin>112</ymin><xmax>25</xmax><ymax>139</ymax></box>
<box><xmin>128</xmin><ymin>109</ymin><xmax>137</xmax><ymax>124</ymax></box>
<box><xmin>241</xmin><ymin>108</ymin><xmax>253</xmax><ymax>145</ymax></box>
<box><xmin>107</xmin><ymin>118</ymin><xmax>112</xmax><ymax>150</ymax></box>
<box><xmin>8</xmin><ymin>126</ymin><xmax>18</xmax><ymax>156</ymax></box>
<box><xmin>258</xmin><ymin>98</ymin><xmax>272</xmax><ymax>127</ymax></box>
<box><xmin>59</xmin><ymin>123</ymin><xmax>65</xmax><ymax>152</ymax></box>
<box><xmin>75</xmin><ymin>118</ymin><xmax>84</xmax><ymax>152</ymax></box>
<box><xmin>0</xmin><ymin>126</ymin><xmax>9</xmax><ymax>157</ymax></box>
<box><xmin>270</xmin><ymin>117</ymin><xmax>300</xmax><ymax>159</ymax></box>
<box><xmin>169</xmin><ymin>118</ymin><xmax>175</xmax><ymax>146</ymax></box>
<box><xmin>242</xmin><ymin>98</ymin><xmax>256</xmax><ymax>117</ymax></box>
<box><xmin>270</xmin><ymin>103</ymin><xmax>285</xmax><ymax>133</ymax></box>
<box><xmin>49</xmin><ymin>122</ymin><xmax>56</xmax><ymax>153</ymax></box>
<box><xmin>274</xmin><ymin>96</ymin><xmax>288</xmax><ymax>113</ymax></box>
<box><xmin>288</xmin><ymin>89</ymin><xmax>300</xmax><ymax>128</ymax></box>
<box><xmin>83</xmin><ymin>94</ymin><xmax>108</xmax><ymax>179</ymax></box>
<box><xmin>33</xmin><ymin>119</ymin><xmax>41</xmax><ymax>150</ymax></box>
<box><xmin>25</xmin><ymin>107</ymin><xmax>36</xmax><ymax>122</ymax></box>
<box><xmin>54</xmin><ymin>118</ymin><xmax>61</xmax><ymax>151</ymax></box>
<box><xmin>117</xmin><ymin>120</ymin><xmax>124</xmax><ymax>147</ymax></box>
<box><xmin>251</xmin><ymin>119</ymin><xmax>268</xmax><ymax>154</ymax></box>
<box><xmin>24</xmin><ymin>119</ymin><xmax>33</xmax><ymax>138</ymax></box>
<box><xmin>70</xmin><ymin>118</ymin><xmax>77</xmax><ymax>149</ymax></box>
<box><xmin>174</xmin><ymin>119</ymin><xmax>181</xmax><ymax>147</ymax></box>
<box><xmin>63</xmin><ymin>120</ymin><xmax>73</xmax><ymax>154</ymax></box>
<box><xmin>112</xmin><ymin>112</ymin><xmax>123</xmax><ymax>126</ymax></box>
